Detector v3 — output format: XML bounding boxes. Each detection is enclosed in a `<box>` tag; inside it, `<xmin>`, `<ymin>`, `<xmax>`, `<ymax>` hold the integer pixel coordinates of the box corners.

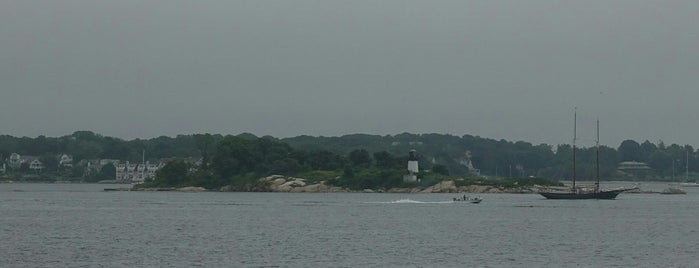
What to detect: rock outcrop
<box><xmin>385</xmin><ymin>188</ymin><xmax>422</xmax><ymax>193</ymax></box>
<box><xmin>216</xmin><ymin>177</ymin><xmax>542</xmax><ymax>193</ymax></box>
<box><xmin>177</xmin><ymin>186</ymin><xmax>207</xmax><ymax>192</ymax></box>
<box><xmin>421</xmin><ymin>180</ymin><xmax>458</xmax><ymax>193</ymax></box>
<box><xmin>417</xmin><ymin>183</ymin><xmax>529</xmax><ymax>194</ymax></box>
<box><xmin>252</xmin><ymin>175</ymin><xmax>345</xmax><ymax>192</ymax></box>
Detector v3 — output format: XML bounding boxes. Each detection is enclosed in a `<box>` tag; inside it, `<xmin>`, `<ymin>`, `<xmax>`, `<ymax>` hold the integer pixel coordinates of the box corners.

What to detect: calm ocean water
<box><xmin>1</xmin><ymin>182</ymin><xmax>698</xmax><ymax>268</ymax></box>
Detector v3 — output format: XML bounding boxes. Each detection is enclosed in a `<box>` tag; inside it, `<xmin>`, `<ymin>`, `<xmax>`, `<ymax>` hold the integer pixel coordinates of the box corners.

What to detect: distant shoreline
<box><xmin>0</xmin><ymin>179</ymin><xmax>669</xmax><ymax>194</ymax></box>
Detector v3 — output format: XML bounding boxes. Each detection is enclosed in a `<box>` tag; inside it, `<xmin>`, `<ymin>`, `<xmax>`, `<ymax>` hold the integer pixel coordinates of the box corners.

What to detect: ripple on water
<box><xmin>2</xmin><ymin>184</ymin><xmax>699</xmax><ymax>267</ymax></box>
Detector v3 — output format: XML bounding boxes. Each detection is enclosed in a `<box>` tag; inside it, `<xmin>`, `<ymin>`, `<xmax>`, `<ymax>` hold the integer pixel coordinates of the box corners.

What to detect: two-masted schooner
<box><xmin>539</xmin><ymin>110</ymin><xmax>636</xmax><ymax>199</ymax></box>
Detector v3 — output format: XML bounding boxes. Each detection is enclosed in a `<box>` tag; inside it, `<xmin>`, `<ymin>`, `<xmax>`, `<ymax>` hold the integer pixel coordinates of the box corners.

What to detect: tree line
<box><xmin>147</xmin><ymin>135</ymin><xmax>413</xmax><ymax>190</ymax></box>
<box><xmin>1</xmin><ymin>131</ymin><xmax>696</xmax><ymax>187</ymax></box>
<box><xmin>282</xmin><ymin>133</ymin><xmax>697</xmax><ymax>181</ymax></box>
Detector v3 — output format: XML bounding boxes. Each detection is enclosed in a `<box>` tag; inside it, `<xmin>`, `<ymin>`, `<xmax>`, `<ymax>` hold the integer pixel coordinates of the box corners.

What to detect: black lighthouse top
<box><xmin>408</xmin><ymin>150</ymin><xmax>418</xmax><ymax>161</ymax></box>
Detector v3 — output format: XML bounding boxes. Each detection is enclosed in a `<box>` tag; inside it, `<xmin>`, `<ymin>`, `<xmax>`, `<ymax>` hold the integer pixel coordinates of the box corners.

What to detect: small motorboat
<box><xmin>453</xmin><ymin>195</ymin><xmax>482</xmax><ymax>204</ymax></box>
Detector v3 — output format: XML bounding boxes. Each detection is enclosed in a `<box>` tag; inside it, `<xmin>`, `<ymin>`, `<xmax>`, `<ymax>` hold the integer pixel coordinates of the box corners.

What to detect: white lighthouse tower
<box><xmin>403</xmin><ymin>149</ymin><xmax>419</xmax><ymax>182</ymax></box>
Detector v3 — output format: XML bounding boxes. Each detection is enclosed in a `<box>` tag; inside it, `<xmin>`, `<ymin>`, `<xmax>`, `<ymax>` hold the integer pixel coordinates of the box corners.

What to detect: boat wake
<box><xmin>365</xmin><ymin>199</ymin><xmax>454</xmax><ymax>204</ymax></box>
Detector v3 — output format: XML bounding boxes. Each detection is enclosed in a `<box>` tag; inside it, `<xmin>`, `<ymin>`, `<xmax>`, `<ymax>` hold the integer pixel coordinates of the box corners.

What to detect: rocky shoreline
<box><xmin>217</xmin><ymin>175</ymin><xmax>543</xmax><ymax>194</ymax></box>
<box><xmin>115</xmin><ymin>175</ymin><xmax>662</xmax><ymax>194</ymax></box>
<box><xmin>112</xmin><ymin>175</ymin><xmax>539</xmax><ymax>193</ymax></box>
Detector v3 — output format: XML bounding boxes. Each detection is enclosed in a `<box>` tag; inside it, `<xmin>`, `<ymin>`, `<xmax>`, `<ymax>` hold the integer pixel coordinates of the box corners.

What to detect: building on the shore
<box><xmin>80</xmin><ymin>159</ymin><xmax>118</xmax><ymax>177</ymax></box>
<box><xmin>617</xmin><ymin>161</ymin><xmax>652</xmax><ymax>172</ymax></box>
<box><xmin>7</xmin><ymin>153</ymin><xmax>44</xmax><ymax>172</ymax></box>
<box><xmin>616</xmin><ymin>161</ymin><xmax>652</xmax><ymax>177</ymax></box>
<box><xmin>460</xmin><ymin>150</ymin><xmax>481</xmax><ymax>176</ymax></box>
<box><xmin>403</xmin><ymin>149</ymin><xmax>420</xmax><ymax>183</ymax></box>
<box><xmin>58</xmin><ymin>154</ymin><xmax>73</xmax><ymax>168</ymax></box>
<box><xmin>115</xmin><ymin>161</ymin><xmax>163</xmax><ymax>183</ymax></box>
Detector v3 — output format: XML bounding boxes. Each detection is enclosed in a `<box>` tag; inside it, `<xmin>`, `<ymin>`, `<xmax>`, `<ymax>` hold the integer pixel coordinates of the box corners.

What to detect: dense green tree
<box><xmin>349</xmin><ymin>149</ymin><xmax>372</xmax><ymax>167</ymax></box>
<box><xmin>3</xmin><ymin>131</ymin><xmax>698</xmax><ymax>184</ymax></box>
<box><xmin>211</xmin><ymin>135</ymin><xmax>298</xmax><ymax>184</ymax></box>
<box><xmin>618</xmin><ymin>140</ymin><xmax>641</xmax><ymax>162</ymax></box>
<box><xmin>85</xmin><ymin>163</ymin><xmax>117</xmax><ymax>182</ymax></box>
<box><xmin>648</xmin><ymin>150</ymin><xmax>672</xmax><ymax>177</ymax></box>
<box><xmin>102</xmin><ymin>137</ymin><xmax>131</xmax><ymax>159</ymax></box>
<box><xmin>343</xmin><ymin>165</ymin><xmax>354</xmax><ymax>179</ymax></box>
<box><xmin>639</xmin><ymin>140</ymin><xmax>657</xmax><ymax>162</ymax></box>
<box><xmin>194</xmin><ymin>133</ymin><xmax>213</xmax><ymax>171</ymax></box>
<box><xmin>0</xmin><ymin>135</ymin><xmax>20</xmax><ymax>158</ymax></box>
<box><xmin>69</xmin><ymin>141</ymin><xmax>103</xmax><ymax>163</ymax></box>
<box><xmin>212</xmin><ymin>136</ymin><xmax>255</xmax><ymax>179</ymax></box>
<box><xmin>72</xmin><ymin>131</ymin><xmax>101</xmax><ymax>141</ymax></box>
<box><xmin>39</xmin><ymin>154</ymin><xmax>59</xmax><ymax>172</ymax></box>
<box><xmin>100</xmin><ymin>163</ymin><xmax>116</xmax><ymax>179</ymax></box>
<box><xmin>432</xmin><ymin>164</ymin><xmax>449</xmax><ymax>175</ymax></box>
<box><xmin>374</xmin><ymin>151</ymin><xmax>398</xmax><ymax>169</ymax></box>
<box><xmin>302</xmin><ymin>150</ymin><xmax>345</xmax><ymax>170</ymax></box>
<box><xmin>598</xmin><ymin>146</ymin><xmax>619</xmax><ymax>178</ymax></box>
<box><xmin>71</xmin><ymin>165</ymin><xmax>85</xmax><ymax>178</ymax></box>
<box><xmin>270</xmin><ymin>158</ymin><xmax>302</xmax><ymax>175</ymax></box>
<box><xmin>153</xmin><ymin>159</ymin><xmax>190</xmax><ymax>186</ymax></box>
<box><xmin>32</xmin><ymin>136</ymin><xmax>60</xmax><ymax>155</ymax></box>
<box><xmin>19</xmin><ymin>162</ymin><xmax>30</xmax><ymax>172</ymax></box>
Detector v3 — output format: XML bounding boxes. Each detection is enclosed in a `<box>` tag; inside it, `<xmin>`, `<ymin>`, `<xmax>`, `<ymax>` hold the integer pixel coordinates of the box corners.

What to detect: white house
<box><xmin>7</xmin><ymin>153</ymin><xmax>44</xmax><ymax>172</ymax></box>
<box><xmin>29</xmin><ymin>159</ymin><xmax>44</xmax><ymax>171</ymax></box>
<box><xmin>617</xmin><ymin>161</ymin><xmax>652</xmax><ymax>172</ymax></box>
<box><xmin>8</xmin><ymin>153</ymin><xmax>22</xmax><ymax>169</ymax></box>
<box><xmin>58</xmin><ymin>154</ymin><xmax>73</xmax><ymax>168</ymax></box>
<box><xmin>115</xmin><ymin>161</ymin><xmax>163</xmax><ymax>183</ymax></box>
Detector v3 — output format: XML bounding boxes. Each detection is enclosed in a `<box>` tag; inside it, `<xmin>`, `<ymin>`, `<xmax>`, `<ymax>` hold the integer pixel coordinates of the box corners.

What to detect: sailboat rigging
<box><xmin>539</xmin><ymin>110</ymin><xmax>636</xmax><ymax>199</ymax></box>
<box><xmin>679</xmin><ymin>149</ymin><xmax>699</xmax><ymax>187</ymax></box>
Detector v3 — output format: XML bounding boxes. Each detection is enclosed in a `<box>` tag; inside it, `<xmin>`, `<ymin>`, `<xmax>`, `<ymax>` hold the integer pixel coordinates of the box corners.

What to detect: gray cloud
<box><xmin>2</xmin><ymin>1</ymin><xmax>698</xmax><ymax>148</ymax></box>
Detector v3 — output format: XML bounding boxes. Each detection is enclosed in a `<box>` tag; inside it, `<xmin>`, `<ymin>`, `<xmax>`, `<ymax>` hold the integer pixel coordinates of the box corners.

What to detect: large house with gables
<box><xmin>115</xmin><ymin>161</ymin><xmax>163</xmax><ymax>183</ymax></box>
<box><xmin>7</xmin><ymin>153</ymin><xmax>44</xmax><ymax>172</ymax></box>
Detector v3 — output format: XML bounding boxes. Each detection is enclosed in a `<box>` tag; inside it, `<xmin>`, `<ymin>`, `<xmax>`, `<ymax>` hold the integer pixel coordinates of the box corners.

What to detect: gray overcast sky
<box><xmin>1</xmin><ymin>1</ymin><xmax>698</xmax><ymax>148</ymax></box>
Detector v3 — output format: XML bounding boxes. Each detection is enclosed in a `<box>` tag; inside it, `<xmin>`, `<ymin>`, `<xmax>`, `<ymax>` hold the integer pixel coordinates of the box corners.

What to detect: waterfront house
<box><xmin>8</xmin><ymin>153</ymin><xmax>22</xmax><ymax>169</ymax></box>
<box><xmin>617</xmin><ymin>161</ymin><xmax>652</xmax><ymax>178</ymax></box>
<box><xmin>115</xmin><ymin>161</ymin><xmax>163</xmax><ymax>183</ymax></box>
<box><xmin>58</xmin><ymin>154</ymin><xmax>73</xmax><ymax>168</ymax></box>
<box><xmin>7</xmin><ymin>153</ymin><xmax>44</xmax><ymax>172</ymax></box>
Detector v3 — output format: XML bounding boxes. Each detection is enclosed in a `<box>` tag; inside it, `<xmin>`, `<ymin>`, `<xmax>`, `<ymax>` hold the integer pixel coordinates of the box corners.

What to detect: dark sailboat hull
<box><xmin>539</xmin><ymin>189</ymin><xmax>628</xmax><ymax>200</ymax></box>
<box><xmin>541</xmin><ymin>113</ymin><xmax>635</xmax><ymax>200</ymax></box>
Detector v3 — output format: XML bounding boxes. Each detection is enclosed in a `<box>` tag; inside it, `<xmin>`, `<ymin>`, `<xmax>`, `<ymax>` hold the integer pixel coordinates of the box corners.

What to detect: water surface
<box><xmin>1</xmin><ymin>183</ymin><xmax>697</xmax><ymax>267</ymax></box>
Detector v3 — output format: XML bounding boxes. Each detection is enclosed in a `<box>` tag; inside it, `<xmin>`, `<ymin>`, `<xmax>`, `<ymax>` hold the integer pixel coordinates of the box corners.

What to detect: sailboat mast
<box><xmin>142</xmin><ymin>149</ymin><xmax>145</xmax><ymax>179</ymax></box>
<box><xmin>595</xmin><ymin>119</ymin><xmax>600</xmax><ymax>193</ymax></box>
<box><xmin>686</xmin><ymin>149</ymin><xmax>689</xmax><ymax>183</ymax></box>
<box><xmin>572</xmin><ymin>108</ymin><xmax>577</xmax><ymax>191</ymax></box>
